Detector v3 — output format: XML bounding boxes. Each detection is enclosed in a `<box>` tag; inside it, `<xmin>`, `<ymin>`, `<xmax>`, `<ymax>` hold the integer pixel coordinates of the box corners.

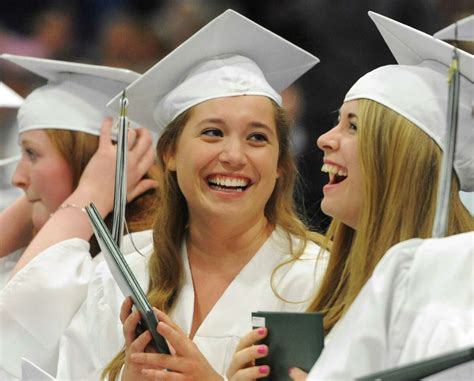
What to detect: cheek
<box><xmin>38</xmin><ymin>162</ymin><xmax>74</xmax><ymax>209</ymax></box>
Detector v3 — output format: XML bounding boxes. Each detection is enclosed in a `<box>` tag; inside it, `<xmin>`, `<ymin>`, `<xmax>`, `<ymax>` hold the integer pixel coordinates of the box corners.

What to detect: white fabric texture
<box><xmin>17</xmin><ymin>75</ymin><xmax>135</xmax><ymax>137</ymax></box>
<box><xmin>153</xmin><ymin>55</ymin><xmax>282</xmax><ymax>132</ymax></box>
<box><xmin>0</xmin><ymin>228</ymin><xmax>327</xmax><ymax>380</ymax></box>
<box><xmin>307</xmin><ymin>231</ymin><xmax>474</xmax><ymax>380</ymax></box>
<box><xmin>0</xmin><ymin>249</ymin><xmax>23</xmax><ymax>289</ymax></box>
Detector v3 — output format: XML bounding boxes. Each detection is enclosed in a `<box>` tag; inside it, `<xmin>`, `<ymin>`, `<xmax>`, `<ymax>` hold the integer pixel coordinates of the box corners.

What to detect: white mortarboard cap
<box><xmin>0</xmin><ymin>82</ymin><xmax>22</xmax><ymax>167</ymax></box>
<box><xmin>434</xmin><ymin>15</ymin><xmax>474</xmax><ymax>42</ymax></box>
<box><xmin>0</xmin><ymin>82</ymin><xmax>23</xmax><ymax>108</ymax></box>
<box><xmin>108</xmin><ymin>9</ymin><xmax>319</xmax><ymax>133</ymax></box>
<box><xmin>0</xmin><ymin>54</ymin><xmax>140</xmax><ymax>136</ymax></box>
<box><xmin>344</xmin><ymin>11</ymin><xmax>474</xmax><ymax>191</ymax></box>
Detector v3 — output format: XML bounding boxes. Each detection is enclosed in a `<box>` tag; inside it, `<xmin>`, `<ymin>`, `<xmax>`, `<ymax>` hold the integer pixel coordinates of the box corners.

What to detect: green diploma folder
<box><xmin>252</xmin><ymin>311</ymin><xmax>324</xmax><ymax>381</ymax></box>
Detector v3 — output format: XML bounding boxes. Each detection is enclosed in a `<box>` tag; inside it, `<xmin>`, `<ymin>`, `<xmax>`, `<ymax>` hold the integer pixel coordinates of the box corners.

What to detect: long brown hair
<box><xmin>308</xmin><ymin>99</ymin><xmax>474</xmax><ymax>333</ymax></box>
<box><xmin>46</xmin><ymin>129</ymin><xmax>158</xmax><ymax>255</ymax></box>
<box><xmin>103</xmin><ymin>98</ymin><xmax>324</xmax><ymax>380</ymax></box>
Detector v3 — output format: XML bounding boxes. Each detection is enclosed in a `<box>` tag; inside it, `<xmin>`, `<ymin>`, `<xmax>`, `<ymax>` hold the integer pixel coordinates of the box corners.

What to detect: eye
<box><xmin>248</xmin><ymin>133</ymin><xmax>268</xmax><ymax>144</ymax></box>
<box><xmin>348</xmin><ymin>122</ymin><xmax>358</xmax><ymax>132</ymax></box>
<box><xmin>23</xmin><ymin>147</ymin><xmax>38</xmax><ymax>162</ymax></box>
<box><xmin>201</xmin><ymin>128</ymin><xmax>223</xmax><ymax>138</ymax></box>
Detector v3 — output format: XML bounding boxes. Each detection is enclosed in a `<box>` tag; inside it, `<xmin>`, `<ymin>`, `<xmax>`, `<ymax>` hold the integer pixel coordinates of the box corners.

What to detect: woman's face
<box><xmin>167</xmin><ymin>95</ymin><xmax>280</xmax><ymax>225</ymax></box>
<box><xmin>317</xmin><ymin>100</ymin><xmax>363</xmax><ymax>229</ymax></box>
<box><xmin>13</xmin><ymin>130</ymin><xmax>74</xmax><ymax>230</ymax></box>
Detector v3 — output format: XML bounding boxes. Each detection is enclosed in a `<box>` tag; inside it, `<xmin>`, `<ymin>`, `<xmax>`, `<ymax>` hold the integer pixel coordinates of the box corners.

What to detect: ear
<box><xmin>163</xmin><ymin>150</ymin><xmax>177</xmax><ymax>172</ymax></box>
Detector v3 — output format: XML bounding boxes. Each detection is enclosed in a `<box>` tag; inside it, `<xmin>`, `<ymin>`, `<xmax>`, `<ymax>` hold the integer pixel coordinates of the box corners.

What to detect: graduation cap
<box><xmin>344</xmin><ymin>11</ymin><xmax>474</xmax><ymax>192</ymax></box>
<box><xmin>108</xmin><ymin>9</ymin><xmax>319</xmax><ymax>133</ymax></box>
<box><xmin>0</xmin><ymin>82</ymin><xmax>23</xmax><ymax>167</ymax></box>
<box><xmin>0</xmin><ymin>82</ymin><xmax>23</xmax><ymax>108</ymax></box>
<box><xmin>434</xmin><ymin>15</ymin><xmax>474</xmax><ymax>42</ymax></box>
<box><xmin>0</xmin><ymin>54</ymin><xmax>140</xmax><ymax>136</ymax></box>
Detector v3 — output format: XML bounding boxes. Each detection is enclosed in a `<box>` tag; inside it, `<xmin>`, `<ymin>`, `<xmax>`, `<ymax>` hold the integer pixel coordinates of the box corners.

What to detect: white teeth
<box><xmin>321</xmin><ymin>164</ymin><xmax>347</xmax><ymax>177</ymax></box>
<box><xmin>337</xmin><ymin>169</ymin><xmax>347</xmax><ymax>176</ymax></box>
<box><xmin>208</xmin><ymin>175</ymin><xmax>249</xmax><ymax>188</ymax></box>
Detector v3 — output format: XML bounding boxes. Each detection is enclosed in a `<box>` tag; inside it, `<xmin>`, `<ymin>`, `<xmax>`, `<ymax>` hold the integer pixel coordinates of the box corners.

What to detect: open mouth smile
<box><xmin>207</xmin><ymin>174</ymin><xmax>251</xmax><ymax>193</ymax></box>
<box><xmin>321</xmin><ymin>163</ymin><xmax>348</xmax><ymax>185</ymax></box>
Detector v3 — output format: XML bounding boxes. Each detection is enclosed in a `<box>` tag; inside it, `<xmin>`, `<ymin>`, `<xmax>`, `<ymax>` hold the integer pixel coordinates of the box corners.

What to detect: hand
<box><xmin>128</xmin><ymin>307</ymin><xmax>223</xmax><ymax>380</ymax></box>
<box><xmin>121</xmin><ymin>297</ymin><xmax>160</xmax><ymax>381</ymax></box>
<box><xmin>72</xmin><ymin>118</ymin><xmax>157</xmax><ymax>216</ymax></box>
<box><xmin>226</xmin><ymin>328</ymin><xmax>270</xmax><ymax>380</ymax></box>
<box><xmin>289</xmin><ymin>368</ymin><xmax>308</xmax><ymax>381</ymax></box>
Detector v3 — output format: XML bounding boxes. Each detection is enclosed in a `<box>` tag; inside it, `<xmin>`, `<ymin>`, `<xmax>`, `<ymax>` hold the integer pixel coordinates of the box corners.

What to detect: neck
<box><xmin>186</xmin><ymin>213</ymin><xmax>272</xmax><ymax>270</ymax></box>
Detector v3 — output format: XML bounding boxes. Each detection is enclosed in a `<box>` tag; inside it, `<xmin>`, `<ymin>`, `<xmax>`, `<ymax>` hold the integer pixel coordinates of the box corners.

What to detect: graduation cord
<box><xmin>124</xmin><ymin>218</ymin><xmax>146</xmax><ymax>257</ymax></box>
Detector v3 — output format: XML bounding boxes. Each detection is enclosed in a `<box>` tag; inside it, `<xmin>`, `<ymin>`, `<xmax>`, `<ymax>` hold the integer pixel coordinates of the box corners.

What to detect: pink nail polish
<box><xmin>259</xmin><ymin>366</ymin><xmax>269</xmax><ymax>374</ymax></box>
<box><xmin>257</xmin><ymin>345</ymin><xmax>267</xmax><ymax>354</ymax></box>
<box><xmin>289</xmin><ymin>367</ymin><xmax>294</xmax><ymax>375</ymax></box>
<box><xmin>257</xmin><ymin>327</ymin><xmax>266</xmax><ymax>335</ymax></box>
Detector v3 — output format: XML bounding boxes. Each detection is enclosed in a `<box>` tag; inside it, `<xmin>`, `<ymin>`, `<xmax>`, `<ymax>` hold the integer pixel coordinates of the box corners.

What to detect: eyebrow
<box><xmin>196</xmin><ymin>118</ymin><xmax>275</xmax><ymax>133</ymax></box>
<box><xmin>347</xmin><ymin>112</ymin><xmax>359</xmax><ymax>120</ymax></box>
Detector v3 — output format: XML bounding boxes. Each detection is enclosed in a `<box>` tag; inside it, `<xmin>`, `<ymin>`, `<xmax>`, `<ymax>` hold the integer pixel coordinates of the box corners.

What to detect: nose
<box><xmin>12</xmin><ymin>158</ymin><xmax>29</xmax><ymax>190</ymax></box>
<box><xmin>317</xmin><ymin>126</ymin><xmax>340</xmax><ymax>153</ymax></box>
<box><xmin>219</xmin><ymin>137</ymin><xmax>247</xmax><ymax>167</ymax></box>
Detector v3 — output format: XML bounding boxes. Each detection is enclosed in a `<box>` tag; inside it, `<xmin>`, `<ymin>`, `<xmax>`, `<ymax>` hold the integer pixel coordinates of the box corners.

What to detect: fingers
<box><xmin>127</xmin><ymin>179</ymin><xmax>159</xmax><ymax>201</ymax></box>
<box><xmin>141</xmin><ymin>369</ymin><xmax>182</xmax><ymax>381</ymax></box>
<box><xmin>156</xmin><ymin>321</ymin><xmax>190</xmax><ymax>356</ymax></box>
<box><xmin>230</xmin><ymin>365</ymin><xmax>270</xmax><ymax>381</ymax></box>
<box><xmin>289</xmin><ymin>367</ymin><xmax>308</xmax><ymax>381</ymax></box>
<box><xmin>123</xmin><ymin>309</ymin><xmax>142</xmax><ymax>347</ymax></box>
<box><xmin>153</xmin><ymin>308</ymin><xmax>183</xmax><ymax>333</ymax></box>
<box><xmin>226</xmin><ymin>344</ymin><xmax>268</xmax><ymax>379</ymax></box>
<box><xmin>129</xmin><ymin>330</ymin><xmax>153</xmax><ymax>355</ymax></box>
<box><xmin>235</xmin><ymin>327</ymin><xmax>267</xmax><ymax>352</ymax></box>
<box><xmin>226</xmin><ymin>328</ymin><xmax>268</xmax><ymax>379</ymax></box>
<box><xmin>98</xmin><ymin>117</ymin><xmax>114</xmax><ymax>150</ymax></box>
<box><xmin>120</xmin><ymin>297</ymin><xmax>134</xmax><ymax>323</ymax></box>
<box><xmin>129</xmin><ymin>128</ymin><xmax>153</xmax><ymax>159</ymax></box>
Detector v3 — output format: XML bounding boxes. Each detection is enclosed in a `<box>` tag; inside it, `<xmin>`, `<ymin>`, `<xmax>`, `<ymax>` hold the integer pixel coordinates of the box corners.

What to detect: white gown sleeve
<box><xmin>0</xmin><ymin>238</ymin><xmax>93</xmax><ymax>379</ymax></box>
<box><xmin>54</xmin><ymin>240</ymin><xmax>152</xmax><ymax>380</ymax></box>
<box><xmin>0</xmin><ymin>249</ymin><xmax>24</xmax><ymax>289</ymax></box>
<box><xmin>308</xmin><ymin>232</ymin><xmax>474</xmax><ymax>380</ymax></box>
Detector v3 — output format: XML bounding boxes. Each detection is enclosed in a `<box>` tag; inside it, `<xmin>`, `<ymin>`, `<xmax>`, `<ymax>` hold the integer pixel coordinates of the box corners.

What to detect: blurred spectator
<box><xmin>95</xmin><ymin>10</ymin><xmax>165</xmax><ymax>73</ymax></box>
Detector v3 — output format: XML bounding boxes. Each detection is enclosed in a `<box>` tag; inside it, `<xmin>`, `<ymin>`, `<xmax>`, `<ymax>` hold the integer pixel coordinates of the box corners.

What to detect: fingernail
<box><xmin>259</xmin><ymin>366</ymin><xmax>269</xmax><ymax>374</ymax></box>
<box><xmin>289</xmin><ymin>368</ymin><xmax>295</xmax><ymax>375</ymax></box>
<box><xmin>257</xmin><ymin>345</ymin><xmax>267</xmax><ymax>354</ymax></box>
<box><xmin>257</xmin><ymin>327</ymin><xmax>266</xmax><ymax>335</ymax></box>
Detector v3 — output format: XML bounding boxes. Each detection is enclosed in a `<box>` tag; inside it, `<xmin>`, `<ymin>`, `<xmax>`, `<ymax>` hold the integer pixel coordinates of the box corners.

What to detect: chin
<box><xmin>31</xmin><ymin>212</ymin><xmax>50</xmax><ymax>231</ymax></box>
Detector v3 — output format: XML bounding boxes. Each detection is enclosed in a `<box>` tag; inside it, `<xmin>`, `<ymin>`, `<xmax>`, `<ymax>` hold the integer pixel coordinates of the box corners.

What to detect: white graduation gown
<box><xmin>307</xmin><ymin>231</ymin><xmax>474</xmax><ymax>380</ymax></box>
<box><xmin>0</xmin><ymin>249</ymin><xmax>23</xmax><ymax>288</ymax></box>
<box><xmin>1</xmin><ymin>228</ymin><xmax>327</xmax><ymax>380</ymax></box>
<box><xmin>0</xmin><ymin>230</ymin><xmax>153</xmax><ymax>380</ymax></box>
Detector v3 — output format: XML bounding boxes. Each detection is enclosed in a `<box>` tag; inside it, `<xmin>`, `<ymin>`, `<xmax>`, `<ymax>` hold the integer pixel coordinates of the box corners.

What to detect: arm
<box><xmin>12</xmin><ymin>119</ymin><xmax>157</xmax><ymax>276</ymax></box>
<box><xmin>0</xmin><ymin>195</ymin><xmax>33</xmax><ymax>257</ymax></box>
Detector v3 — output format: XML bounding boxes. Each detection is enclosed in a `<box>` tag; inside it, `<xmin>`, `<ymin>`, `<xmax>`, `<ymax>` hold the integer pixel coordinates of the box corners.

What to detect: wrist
<box><xmin>65</xmin><ymin>187</ymin><xmax>113</xmax><ymax>218</ymax></box>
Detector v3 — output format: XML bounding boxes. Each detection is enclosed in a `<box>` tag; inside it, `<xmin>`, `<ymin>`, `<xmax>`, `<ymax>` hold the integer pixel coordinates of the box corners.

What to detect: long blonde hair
<box><xmin>46</xmin><ymin>129</ymin><xmax>158</xmax><ymax>255</ymax></box>
<box><xmin>103</xmin><ymin>99</ymin><xmax>323</xmax><ymax>380</ymax></box>
<box><xmin>308</xmin><ymin>99</ymin><xmax>474</xmax><ymax>332</ymax></box>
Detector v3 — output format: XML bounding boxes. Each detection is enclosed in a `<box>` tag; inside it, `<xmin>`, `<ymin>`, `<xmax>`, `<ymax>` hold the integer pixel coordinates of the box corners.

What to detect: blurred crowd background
<box><xmin>1</xmin><ymin>0</ymin><xmax>473</xmax><ymax>231</ymax></box>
